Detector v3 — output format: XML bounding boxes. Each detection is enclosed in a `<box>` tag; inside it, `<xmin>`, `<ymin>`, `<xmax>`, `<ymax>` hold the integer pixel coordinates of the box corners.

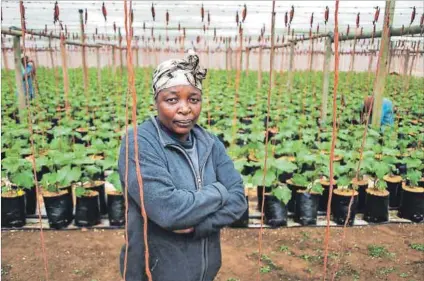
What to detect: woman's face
<box><xmin>155</xmin><ymin>85</ymin><xmax>202</xmax><ymax>141</ymax></box>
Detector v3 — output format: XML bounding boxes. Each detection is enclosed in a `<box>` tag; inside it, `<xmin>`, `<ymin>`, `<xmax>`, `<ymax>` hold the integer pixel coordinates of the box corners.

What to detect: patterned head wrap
<box><xmin>152</xmin><ymin>50</ymin><xmax>207</xmax><ymax>99</ymax></box>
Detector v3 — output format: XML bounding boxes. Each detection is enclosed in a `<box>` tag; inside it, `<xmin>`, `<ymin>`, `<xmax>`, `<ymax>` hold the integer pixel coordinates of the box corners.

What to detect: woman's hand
<box><xmin>173</xmin><ymin>227</ymin><xmax>194</xmax><ymax>234</ymax></box>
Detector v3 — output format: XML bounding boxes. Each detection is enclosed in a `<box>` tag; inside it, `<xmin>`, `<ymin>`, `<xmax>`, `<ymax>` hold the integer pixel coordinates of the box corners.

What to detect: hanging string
<box><xmin>257</xmin><ymin>2</ymin><xmax>276</xmax><ymax>281</ymax></box>
<box><xmin>322</xmin><ymin>0</ymin><xmax>340</xmax><ymax>279</ymax></box>
<box><xmin>123</xmin><ymin>1</ymin><xmax>152</xmax><ymax>280</ymax></box>
<box><xmin>18</xmin><ymin>1</ymin><xmax>49</xmax><ymax>280</ymax></box>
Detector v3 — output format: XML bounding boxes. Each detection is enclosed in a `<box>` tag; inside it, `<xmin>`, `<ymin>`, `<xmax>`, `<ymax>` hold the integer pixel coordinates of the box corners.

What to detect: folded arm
<box><xmin>118</xmin><ymin>131</ymin><xmax>229</xmax><ymax>231</ymax></box>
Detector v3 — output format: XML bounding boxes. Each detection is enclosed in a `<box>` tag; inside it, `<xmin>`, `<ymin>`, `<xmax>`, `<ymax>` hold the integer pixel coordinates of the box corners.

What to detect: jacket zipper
<box><xmin>169</xmin><ymin>144</ymin><xmax>210</xmax><ymax>281</ymax></box>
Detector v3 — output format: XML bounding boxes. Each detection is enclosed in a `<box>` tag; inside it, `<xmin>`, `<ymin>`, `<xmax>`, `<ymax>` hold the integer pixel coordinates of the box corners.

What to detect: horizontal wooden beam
<box><xmin>1</xmin><ymin>27</ymin><xmax>102</xmax><ymax>48</ymax></box>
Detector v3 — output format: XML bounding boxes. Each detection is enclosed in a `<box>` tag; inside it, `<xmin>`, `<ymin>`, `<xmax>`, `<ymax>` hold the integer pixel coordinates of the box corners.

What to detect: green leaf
<box><xmin>291</xmin><ymin>174</ymin><xmax>308</xmax><ymax>187</ymax></box>
<box><xmin>274</xmin><ymin>159</ymin><xmax>297</xmax><ymax>173</ymax></box>
<box><xmin>107</xmin><ymin>171</ymin><xmax>122</xmax><ymax>193</ymax></box>
<box><xmin>10</xmin><ymin>170</ymin><xmax>34</xmax><ymax>189</ymax></box>
<box><xmin>406</xmin><ymin>170</ymin><xmax>421</xmax><ymax>187</ymax></box>
<box><xmin>252</xmin><ymin>170</ymin><xmax>276</xmax><ymax>187</ymax></box>
<box><xmin>272</xmin><ymin>185</ymin><xmax>292</xmax><ymax>205</ymax></box>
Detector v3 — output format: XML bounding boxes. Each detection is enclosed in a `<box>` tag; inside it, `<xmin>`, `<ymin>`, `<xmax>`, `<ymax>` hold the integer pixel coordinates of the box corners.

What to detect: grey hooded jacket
<box><xmin>118</xmin><ymin>116</ymin><xmax>247</xmax><ymax>281</ymax></box>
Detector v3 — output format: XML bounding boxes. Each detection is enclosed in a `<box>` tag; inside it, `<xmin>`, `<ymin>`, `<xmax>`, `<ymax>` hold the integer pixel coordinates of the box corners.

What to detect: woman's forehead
<box><xmin>160</xmin><ymin>85</ymin><xmax>201</xmax><ymax>95</ymax></box>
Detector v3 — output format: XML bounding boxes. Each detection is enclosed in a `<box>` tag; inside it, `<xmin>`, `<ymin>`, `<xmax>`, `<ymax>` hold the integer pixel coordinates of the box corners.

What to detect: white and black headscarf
<box><xmin>152</xmin><ymin>50</ymin><xmax>207</xmax><ymax>99</ymax></box>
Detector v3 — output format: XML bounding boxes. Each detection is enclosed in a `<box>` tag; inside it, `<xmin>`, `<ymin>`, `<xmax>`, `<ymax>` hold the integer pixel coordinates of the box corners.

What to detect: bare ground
<box><xmin>1</xmin><ymin>224</ymin><xmax>424</xmax><ymax>281</ymax></box>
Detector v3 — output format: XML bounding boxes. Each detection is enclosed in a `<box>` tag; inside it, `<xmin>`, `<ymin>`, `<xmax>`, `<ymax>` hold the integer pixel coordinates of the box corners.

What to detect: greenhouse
<box><xmin>1</xmin><ymin>1</ymin><xmax>423</xmax><ymax>280</ymax></box>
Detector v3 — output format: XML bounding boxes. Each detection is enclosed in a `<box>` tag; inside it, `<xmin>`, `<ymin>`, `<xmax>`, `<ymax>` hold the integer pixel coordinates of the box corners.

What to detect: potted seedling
<box><xmin>398</xmin><ymin>154</ymin><xmax>424</xmax><ymax>223</ymax></box>
<box><xmin>106</xmin><ymin>171</ymin><xmax>125</xmax><ymax>226</ymax></box>
<box><xmin>1</xmin><ymin>176</ymin><xmax>27</xmax><ymax>228</ymax></box>
<box><xmin>40</xmin><ymin>163</ymin><xmax>81</xmax><ymax>229</ymax></box>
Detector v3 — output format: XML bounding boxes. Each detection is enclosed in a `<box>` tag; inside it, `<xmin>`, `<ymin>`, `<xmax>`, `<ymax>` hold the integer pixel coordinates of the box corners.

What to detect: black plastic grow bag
<box><xmin>75</xmin><ymin>193</ymin><xmax>101</xmax><ymax>227</ymax></box>
<box><xmin>363</xmin><ymin>190</ymin><xmax>389</xmax><ymax>223</ymax></box>
<box><xmin>331</xmin><ymin>190</ymin><xmax>358</xmax><ymax>226</ymax></box>
<box><xmin>398</xmin><ymin>186</ymin><xmax>424</xmax><ymax>223</ymax></box>
<box><xmin>43</xmin><ymin>191</ymin><xmax>73</xmax><ymax>229</ymax></box>
<box><xmin>1</xmin><ymin>194</ymin><xmax>26</xmax><ymax>227</ymax></box>
<box><xmin>295</xmin><ymin>191</ymin><xmax>319</xmax><ymax>226</ymax></box>
<box><xmin>107</xmin><ymin>193</ymin><xmax>125</xmax><ymax>226</ymax></box>
<box><xmin>264</xmin><ymin>194</ymin><xmax>288</xmax><ymax>227</ymax></box>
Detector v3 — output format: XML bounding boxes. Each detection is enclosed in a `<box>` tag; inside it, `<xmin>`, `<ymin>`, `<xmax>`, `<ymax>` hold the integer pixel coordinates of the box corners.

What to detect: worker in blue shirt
<box><xmin>21</xmin><ymin>55</ymin><xmax>36</xmax><ymax>100</ymax></box>
<box><xmin>360</xmin><ymin>96</ymin><xmax>394</xmax><ymax>128</ymax></box>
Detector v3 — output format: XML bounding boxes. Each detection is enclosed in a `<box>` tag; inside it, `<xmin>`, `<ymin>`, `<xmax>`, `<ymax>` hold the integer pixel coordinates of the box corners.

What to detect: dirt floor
<box><xmin>1</xmin><ymin>224</ymin><xmax>423</xmax><ymax>281</ymax></box>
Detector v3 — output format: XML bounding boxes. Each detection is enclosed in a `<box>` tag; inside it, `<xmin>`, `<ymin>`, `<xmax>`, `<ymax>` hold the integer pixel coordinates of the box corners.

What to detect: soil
<box><xmin>2</xmin><ymin>224</ymin><xmax>423</xmax><ymax>281</ymax></box>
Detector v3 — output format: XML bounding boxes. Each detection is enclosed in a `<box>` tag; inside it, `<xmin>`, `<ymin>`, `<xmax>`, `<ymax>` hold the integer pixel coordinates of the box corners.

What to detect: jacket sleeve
<box><xmin>194</xmin><ymin>137</ymin><xmax>247</xmax><ymax>239</ymax></box>
<box><xmin>118</xmin><ymin>130</ymin><xmax>230</xmax><ymax>231</ymax></box>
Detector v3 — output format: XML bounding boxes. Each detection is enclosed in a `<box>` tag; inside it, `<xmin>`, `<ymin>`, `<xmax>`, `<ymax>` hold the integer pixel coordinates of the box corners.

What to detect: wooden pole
<box><xmin>403</xmin><ymin>48</ymin><xmax>410</xmax><ymax>76</ymax></box>
<box><xmin>59</xmin><ymin>34</ymin><xmax>70</xmax><ymax>118</ymax></box>
<box><xmin>2</xmin><ymin>40</ymin><xmax>10</xmax><ymax>70</ymax></box>
<box><xmin>79</xmin><ymin>9</ymin><xmax>89</xmax><ymax>108</ymax></box>
<box><xmin>119</xmin><ymin>28</ymin><xmax>124</xmax><ymax>74</ymax></box>
<box><xmin>371</xmin><ymin>0</ymin><xmax>395</xmax><ymax>128</ymax></box>
<box><xmin>258</xmin><ymin>46</ymin><xmax>263</xmax><ymax>89</ymax></box>
<box><xmin>245</xmin><ymin>48</ymin><xmax>250</xmax><ymax>76</ymax></box>
<box><xmin>13</xmin><ymin>35</ymin><xmax>26</xmax><ymax>111</ymax></box>
<box><xmin>286</xmin><ymin>42</ymin><xmax>295</xmax><ymax>91</ymax></box>
<box><xmin>112</xmin><ymin>45</ymin><xmax>117</xmax><ymax>74</ymax></box>
<box><xmin>96</xmin><ymin>46</ymin><xmax>101</xmax><ymax>93</ymax></box>
<box><xmin>321</xmin><ymin>37</ymin><xmax>332</xmax><ymax>125</ymax></box>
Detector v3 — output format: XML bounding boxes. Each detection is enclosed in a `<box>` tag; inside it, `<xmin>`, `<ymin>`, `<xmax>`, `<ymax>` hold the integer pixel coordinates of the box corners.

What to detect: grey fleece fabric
<box><xmin>118</xmin><ymin>116</ymin><xmax>247</xmax><ymax>281</ymax></box>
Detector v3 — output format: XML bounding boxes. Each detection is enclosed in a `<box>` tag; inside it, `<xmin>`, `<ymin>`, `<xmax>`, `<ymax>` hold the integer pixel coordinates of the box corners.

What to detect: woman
<box><xmin>360</xmin><ymin>96</ymin><xmax>394</xmax><ymax>127</ymax></box>
<box><xmin>118</xmin><ymin>52</ymin><xmax>247</xmax><ymax>281</ymax></box>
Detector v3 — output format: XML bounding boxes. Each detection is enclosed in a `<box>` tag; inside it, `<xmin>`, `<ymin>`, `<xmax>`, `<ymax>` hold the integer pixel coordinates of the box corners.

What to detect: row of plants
<box><xmin>1</xmin><ymin>66</ymin><xmax>423</xmax><ymax>229</ymax></box>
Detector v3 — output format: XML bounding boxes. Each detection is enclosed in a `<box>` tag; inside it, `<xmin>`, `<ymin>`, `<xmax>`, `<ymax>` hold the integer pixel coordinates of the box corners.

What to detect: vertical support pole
<box><xmin>13</xmin><ymin>35</ymin><xmax>26</xmax><ymax>111</ymax></box>
<box><xmin>225</xmin><ymin>38</ymin><xmax>229</xmax><ymax>71</ymax></box>
<box><xmin>309</xmin><ymin>39</ymin><xmax>315</xmax><ymax>70</ymax></box>
<box><xmin>96</xmin><ymin>46</ymin><xmax>101</xmax><ymax>93</ymax></box>
<box><xmin>371</xmin><ymin>0</ymin><xmax>395</xmax><ymax>128</ymax></box>
<box><xmin>245</xmin><ymin>48</ymin><xmax>250</xmax><ymax>76</ymax></box>
<box><xmin>388</xmin><ymin>41</ymin><xmax>394</xmax><ymax>72</ymax></box>
<box><xmin>136</xmin><ymin>44</ymin><xmax>140</xmax><ymax>67</ymax></box>
<box><xmin>59</xmin><ymin>34</ymin><xmax>70</xmax><ymax>118</ymax></box>
<box><xmin>403</xmin><ymin>48</ymin><xmax>410</xmax><ymax>76</ymax></box>
<box><xmin>258</xmin><ymin>46</ymin><xmax>263</xmax><ymax>89</ymax></box>
<box><xmin>79</xmin><ymin>9</ymin><xmax>89</xmax><ymax>106</ymax></box>
<box><xmin>321</xmin><ymin>37</ymin><xmax>332</xmax><ymax>125</ymax></box>
<box><xmin>119</xmin><ymin>28</ymin><xmax>123</xmax><ymax>74</ymax></box>
<box><xmin>2</xmin><ymin>40</ymin><xmax>10</xmax><ymax>70</ymax></box>
<box><xmin>286</xmin><ymin>42</ymin><xmax>295</xmax><ymax>91</ymax></box>
<box><xmin>112</xmin><ymin>45</ymin><xmax>116</xmax><ymax>74</ymax></box>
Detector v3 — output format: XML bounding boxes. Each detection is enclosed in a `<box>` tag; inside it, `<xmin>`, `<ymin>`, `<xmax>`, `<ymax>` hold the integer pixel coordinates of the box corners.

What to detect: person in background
<box><xmin>118</xmin><ymin>51</ymin><xmax>247</xmax><ymax>281</ymax></box>
<box><xmin>21</xmin><ymin>55</ymin><xmax>36</xmax><ymax>100</ymax></box>
<box><xmin>360</xmin><ymin>96</ymin><xmax>395</xmax><ymax>127</ymax></box>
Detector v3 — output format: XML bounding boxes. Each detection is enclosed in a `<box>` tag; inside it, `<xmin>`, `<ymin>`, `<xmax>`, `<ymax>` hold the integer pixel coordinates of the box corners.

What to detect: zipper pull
<box><xmin>197</xmin><ymin>177</ymin><xmax>202</xmax><ymax>188</ymax></box>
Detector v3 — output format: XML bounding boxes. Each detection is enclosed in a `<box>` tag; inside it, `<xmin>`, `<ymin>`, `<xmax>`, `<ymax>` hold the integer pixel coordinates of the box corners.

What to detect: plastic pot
<box><xmin>363</xmin><ymin>189</ymin><xmax>389</xmax><ymax>223</ymax></box>
<box><xmin>319</xmin><ymin>179</ymin><xmax>338</xmax><ymax>213</ymax></box>
<box><xmin>286</xmin><ymin>179</ymin><xmax>307</xmax><ymax>213</ymax></box>
<box><xmin>383</xmin><ymin>175</ymin><xmax>402</xmax><ymax>209</ymax></box>
<box><xmin>1</xmin><ymin>192</ymin><xmax>26</xmax><ymax>227</ymax></box>
<box><xmin>264</xmin><ymin>194</ymin><xmax>288</xmax><ymax>228</ymax></box>
<box><xmin>43</xmin><ymin>190</ymin><xmax>74</xmax><ymax>229</ymax></box>
<box><xmin>352</xmin><ymin>178</ymin><xmax>368</xmax><ymax>213</ymax></box>
<box><xmin>295</xmin><ymin>190</ymin><xmax>319</xmax><ymax>226</ymax></box>
<box><xmin>331</xmin><ymin>189</ymin><xmax>358</xmax><ymax>226</ymax></box>
<box><xmin>107</xmin><ymin>191</ymin><xmax>125</xmax><ymax>226</ymax></box>
<box><xmin>398</xmin><ymin>185</ymin><xmax>424</xmax><ymax>223</ymax></box>
<box><xmin>84</xmin><ymin>181</ymin><xmax>107</xmax><ymax>215</ymax></box>
<box><xmin>257</xmin><ymin>186</ymin><xmax>272</xmax><ymax>211</ymax></box>
<box><xmin>75</xmin><ymin>191</ymin><xmax>101</xmax><ymax>227</ymax></box>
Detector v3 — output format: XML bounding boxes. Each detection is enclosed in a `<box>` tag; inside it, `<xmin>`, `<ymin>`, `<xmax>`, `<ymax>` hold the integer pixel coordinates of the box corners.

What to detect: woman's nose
<box><xmin>178</xmin><ymin>101</ymin><xmax>191</xmax><ymax>115</ymax></box>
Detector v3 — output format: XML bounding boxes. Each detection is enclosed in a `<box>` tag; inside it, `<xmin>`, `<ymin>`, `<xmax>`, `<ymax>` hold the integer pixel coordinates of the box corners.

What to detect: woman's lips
<box><xmin>174</xmin><ymin>120</ymin><xmax>193</xmax><ymax>127</ymax></box>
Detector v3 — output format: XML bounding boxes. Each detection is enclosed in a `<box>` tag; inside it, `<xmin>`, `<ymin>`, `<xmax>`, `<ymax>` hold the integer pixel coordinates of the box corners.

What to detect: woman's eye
<box><xmin>190</xmin><ymin>98</ymin><xmax>201</xmax><ymax>103</ymax></box>
<box><xmin>166</xmin><ymin>98</ymin><xmax>177</xmax><ymax>103</ymax></box>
